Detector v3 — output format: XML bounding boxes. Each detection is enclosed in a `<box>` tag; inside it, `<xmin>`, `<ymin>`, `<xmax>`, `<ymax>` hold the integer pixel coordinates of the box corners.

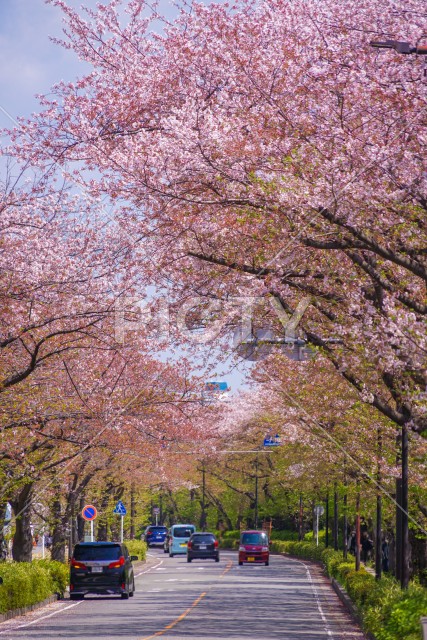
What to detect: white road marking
<box><xmin>302</xmin><ymin>563</ymin><xmax>334</xmax><ymax>638</ymax></box>
<box><xmin>135</xmin><ymin>558</ymin><xmax>164</xmax><ymax>577</ymax></box>
<box><xmin>0</xmin><ymin>602</ymin><xmax>83</xmax><ymax>635</ymax></box>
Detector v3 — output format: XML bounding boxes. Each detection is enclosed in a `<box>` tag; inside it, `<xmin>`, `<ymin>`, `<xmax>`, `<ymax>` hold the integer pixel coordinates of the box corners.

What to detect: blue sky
<box><xmin>0</xmin><ymin>0</ymin><xmax>185</xmax><ymax>127</ymax></box>
<box><xmin>0</xmin><ymin>1</ymin><xmax>84</xmax><ymax>127</ymax></box>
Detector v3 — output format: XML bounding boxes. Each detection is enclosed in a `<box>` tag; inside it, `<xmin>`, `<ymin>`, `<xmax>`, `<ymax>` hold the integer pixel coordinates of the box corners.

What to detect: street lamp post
<box><xmin>370</xmin><ymin>40</ymin><xmax>427</xmax><ymax>55</ymax></box>
<box><xmin>369</xmin><ymin>38</ymin><xmax>425</xmax><ymax>589</ymax></box>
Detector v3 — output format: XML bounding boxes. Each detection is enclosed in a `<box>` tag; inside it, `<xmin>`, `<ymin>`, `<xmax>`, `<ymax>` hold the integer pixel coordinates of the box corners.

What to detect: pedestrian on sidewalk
<box><xmin>348</xmin><ymin>530</ymin><xmax>356</xmax><ymax>556</ymax></box>
<box><xmin>361</xmin><ymin>532</ymin><xmax>373</xmax><ymax>564</ymax></box>
<box><xmin>381</xmin><ymin>536</ymin><xmax>390</xmax><ymax>572</ymax></box>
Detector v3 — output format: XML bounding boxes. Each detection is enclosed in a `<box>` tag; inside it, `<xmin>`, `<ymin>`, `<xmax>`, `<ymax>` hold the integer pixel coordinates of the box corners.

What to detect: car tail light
<box><xmin>108</xmin><ymin>556</ymin><xmax>125</xmax><ymax>569</ymax></box>
<box><xmin>214</xmin><ymin>540</ymin><xmax>219</xmax><ymax>548</ymax></box>
<box><xmin>70</xmin><ymin>584</ymin><xmax>74</xmax><ymax>591</ymax></box>
<box><xmin>71</xmin><ymin>559</ymin><xmax>87</xmax><ymax>570</ymax></box>
<box><xmin>187</xmin><ymin>541</ymin><xmax>192</xmax><ymax>549</ymax></box>
<box><xmin>121</xmin><ymin>582</ymin><xmax>125</xmax><ymax>590</ymax></box>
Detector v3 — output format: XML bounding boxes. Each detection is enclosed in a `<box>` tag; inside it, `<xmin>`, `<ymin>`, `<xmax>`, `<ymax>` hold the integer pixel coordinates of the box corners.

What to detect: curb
<box><xmin>278</xmin><ymin>553</ymin><xmax>375</xmax><ymax>640</ymax></box>
<box><xmin>0</xmin><ymin>594</ymin><xmax>60</xmax><ymax>623</ymax></box>
<box><xmin>331</xmin><ymin>578</ymin><xmax>376</xmax><ymax>640</ymax></box>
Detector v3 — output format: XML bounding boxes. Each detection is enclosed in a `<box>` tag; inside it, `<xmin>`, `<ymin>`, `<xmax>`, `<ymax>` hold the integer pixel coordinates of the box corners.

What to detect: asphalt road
<box><xmin>0</xmin><ymin>550</ymin><xmax>366</xmax><ymax>640</ymax></box>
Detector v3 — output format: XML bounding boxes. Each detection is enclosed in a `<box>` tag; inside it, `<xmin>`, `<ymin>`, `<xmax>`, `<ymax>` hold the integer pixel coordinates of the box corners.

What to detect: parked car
<box><xmin>238</xmin><ymin>530</ymin><xmax>270</xmax><ymax>566</ymax></box>
<box><xmin>164</xmin><ymin>524</ymin><xmax>196</xmax><ymax>556</ymax></box>
<box><xmin>143</xmin><ymin>525</ymin><xmax>168</xmax><ymax>548</ymax></box>
<box><xmin>69</xmin><ymin>542</ymin><xmax>138</xmax><ymax>599</ymax></box>
<box><xmin>187</xmin><ymin>532</ymin><xmax>219</xmax><ymax>563</ymax></box>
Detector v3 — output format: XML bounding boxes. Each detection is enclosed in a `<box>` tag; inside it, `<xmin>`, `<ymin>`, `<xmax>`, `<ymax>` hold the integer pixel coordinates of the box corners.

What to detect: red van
<box><xmin>238</xmin><ymin>530</ymin><xmax>270</xmax><ymax>566</ymax></box>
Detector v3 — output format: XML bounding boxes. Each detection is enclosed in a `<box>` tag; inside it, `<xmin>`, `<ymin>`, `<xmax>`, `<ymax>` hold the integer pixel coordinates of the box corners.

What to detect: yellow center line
<box><xmin>220</xmin><ymin>560</ymin><xmax>233</xmax><ymax>578</ymax></box>
<box><xmin>140</xmin><ymin>592</ymin><xmax>207</xmax><ymax>640</ymax></box>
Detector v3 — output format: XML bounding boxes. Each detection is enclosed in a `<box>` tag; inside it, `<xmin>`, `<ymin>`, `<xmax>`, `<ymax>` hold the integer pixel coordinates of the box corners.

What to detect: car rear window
<box><xmin>173</xmin><ymin>527</ymin><xmax>194</xmax><ymax>538</ymax></box>
<box><xmin>73</xmin><ymin>544</ymin><xmax>122</xmax><ymax>561</ymax></box>
<box><xmin>241</xmin><ymin>532</ymin><xmax>268</xmax><ymax>545</ymax></box>
<box><xmin>148</xmin><ymin>527</ymin><xmax>167</xmax><ymax>533</ymax></box>
<box><xmin>192</xmin><ymin>534</ymin><xmax>215</xmax><ymax>543</ymax></box>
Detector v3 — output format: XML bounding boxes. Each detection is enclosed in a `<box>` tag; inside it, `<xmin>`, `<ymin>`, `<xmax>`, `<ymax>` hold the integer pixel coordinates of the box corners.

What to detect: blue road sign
<box><xmin>82</xmin><ymin>504</ymin><xmax>97</xmax><ymax>521</ymax></box>
<box><xmin>263</xmin><ymin>435</ymin><xmax>282</xmax><ymax>447</ymax></box>
<box><xmin>113</xmin><ymin>500</ymin><xmax>127</xmax><ymax>516</ymax></box>
<box><xmin>205</xmin><ymin>381</ymin><xmax>229</xmax><ymax>392</ymax></box>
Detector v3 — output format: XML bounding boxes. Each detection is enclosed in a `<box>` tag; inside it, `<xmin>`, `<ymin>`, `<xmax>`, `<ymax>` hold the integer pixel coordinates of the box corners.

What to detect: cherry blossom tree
<box><xmin>4</xmin><ymin>0</ymin><xmax>426</xmax><ymax>581</ymax></box>
<box><xmin>12</xmin><ymin>0</ymin><xmax>425</xmax><ymax>435</ymax></box>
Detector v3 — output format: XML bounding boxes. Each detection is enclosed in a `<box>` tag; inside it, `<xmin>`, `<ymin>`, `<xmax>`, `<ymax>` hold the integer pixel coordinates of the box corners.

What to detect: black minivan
<box><xmin>70</xmin><ymin>542</ymin><xmax>137</xmax><ymax>599</ymax></box>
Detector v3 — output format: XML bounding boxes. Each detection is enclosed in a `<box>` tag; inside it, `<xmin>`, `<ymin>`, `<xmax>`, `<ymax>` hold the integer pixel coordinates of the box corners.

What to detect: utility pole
<box><xmin>201</xmin><ymin>463</ymin><xmax>207</xmax><ymax>530</ymax></box>
<box><xmin>355</xmin><ymin>481</ymin><xmax>361</xmax><ymax>572</ymax></box>
<box><xmin>325</xmin><ymin>491</ymin><xmax>329</xmax><ymax>548</ymax></box>
<box><xmin>375</xmin><ymin>428</ymin><xmax>383</xmax><ymax>581</ymax></box>
<box><xmin>254</xmin><ymin>455</ymin><xmax>259</xmax><ymax>529</ymax></box>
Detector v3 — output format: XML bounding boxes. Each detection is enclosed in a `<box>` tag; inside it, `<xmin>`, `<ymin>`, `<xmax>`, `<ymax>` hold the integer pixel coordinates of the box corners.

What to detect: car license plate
<box><xmin>199</xmin><ymin>545</ymin><xmax>207</xmax><ymax>549</ymax></box>
<box><xmin>180</xmin><ymin>543</ymin><xmax>187</xmax><ymax>547</ymax></box>
<box><xmin>247</xmin><ymin>557</ymin><xmax>255</xmax><ymax>562</ymax></box>
<box><xmin>92</xmin><ymin>567</ymin><xmax>103</xmax><ymax>573</ymax></box>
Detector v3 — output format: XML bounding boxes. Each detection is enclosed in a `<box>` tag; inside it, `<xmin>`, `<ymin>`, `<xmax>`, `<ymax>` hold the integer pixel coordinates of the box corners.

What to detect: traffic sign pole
<box><xmin>316</xmin><ymin>511</ymin><xmax>319</xmax><ymax>547</ymax></box>
<box><xmin>120</xmin><ymin>516</ymin><xmax>124</xmax><ymax>543</ymax></box>
<box><xmin>81</xmin><ymin>505</ymin><xmax>98</xmax><ymax>541</ymax></box>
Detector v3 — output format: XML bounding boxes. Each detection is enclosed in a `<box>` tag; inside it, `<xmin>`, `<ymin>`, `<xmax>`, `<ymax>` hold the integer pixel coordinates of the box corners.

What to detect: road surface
<box><xmin>0</xmin><ymin>550</ymin><xmax>366</xmax><ymax>639</ymax></box>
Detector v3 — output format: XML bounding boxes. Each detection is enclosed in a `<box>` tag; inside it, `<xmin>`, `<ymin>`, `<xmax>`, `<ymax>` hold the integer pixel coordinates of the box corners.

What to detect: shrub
<box><xmin>321</xmin><ymin>548</ymin><xmax>343</xmax><ymax>577</ymax></box>
<box><xmin>35</xmin><ymin>559</ymin><xmax>69</xmax><ymax>596</ymax></box>
<box><xmin>272</xmin><ymin>532</ymin><xmax>427</xmax><ymax>640</ymax></box>
<box><xmin>222</xmin><ymin>530</ymin><xmax>240</xmax><ymax>540</ymax></box>
<box><xmin>344</xmin><ymin>569</ymin><xmax>373</xmax><ymax>608</ymax></box>
<box><xmin>0</xmin><ymin>561</ymin><xmax>64</xmax><ymax>614</ymax></box>
<box><xmin>279</xmin><ymin>540</ymin><xmax>326</xmax><ymax>562</ymax></box>
<box><xmin>270</xmin><ymin>540</ymin><xmax>288</xmax><ymax>553</ymax></box>
<box><xmin>270</xmin><ymin>530</ymin><xmax>300</xmax><ymax>541</ymax></box>
<box><xmin>124</xmin><ymin>539</ymin><xmax>147</xmax><ymax>561</ymax></box>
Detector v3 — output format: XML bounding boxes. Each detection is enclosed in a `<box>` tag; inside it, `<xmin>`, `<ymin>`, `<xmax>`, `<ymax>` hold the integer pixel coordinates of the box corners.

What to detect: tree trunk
<box><xmin>97</xmin><ymin>486</ymin><xmax>114</xmax><ymax>542</ymax></box>
<box><xmin>77</xmin><ymin>495</ymin><xmax>86</xmax><ymax>542</ymax></box>
<box><xmin>0</xmin><ymin>502</ymin><xmax>9</xmax><ymax>561</ymax></box>
<box><xmin>11</xmin><ymin>483</ymin><xmax>33</xmax><ymax>562</ymax></box>
<box><xmin>51</xmin><ymin>495</ymin><xmax>67</xmax><ymax>562</ymax></box>
<box><xmin>299</xmin><ymin>494</ymin><xmax>304</xmax><ymax>542</ymax></box>
<box><xmin>333</xmin><ymin>486</ymin><xmax>339</xmax><ymax>551</ymax></box>
<box><xmin>130</xmin><ymin>485</ymin><xmax>136</xmax><ymax>539</ymax></box>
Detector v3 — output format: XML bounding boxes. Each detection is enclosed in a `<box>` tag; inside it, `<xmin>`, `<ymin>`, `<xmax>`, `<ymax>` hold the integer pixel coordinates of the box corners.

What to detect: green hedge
<box><xmin>276</xmin><ymin>541</ymin><xmax>427</xmax><ymax>640</ymax></box>
<box><xmin>124</xmin><ymin>539</ymin><xmax>147</xmax><ymax>561</ymax></box>
<box><xmin>271</xmin><ymin>530</ymin><xmax>300</xmax><ymax>541</ymax></box>
<box><xmin>270</xmin><ymin>540</ymin><xmax>326</xmax><ymax>561</ymax></box>
<box><xmin>0</xmin><ymin>560</ymin><xmax>68</xmax><ymax>614</ymax></box>
<box><xmin>34</xmin><ymin>560</ymin><xmax>69</xmax><ymax>595</ymax></box>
